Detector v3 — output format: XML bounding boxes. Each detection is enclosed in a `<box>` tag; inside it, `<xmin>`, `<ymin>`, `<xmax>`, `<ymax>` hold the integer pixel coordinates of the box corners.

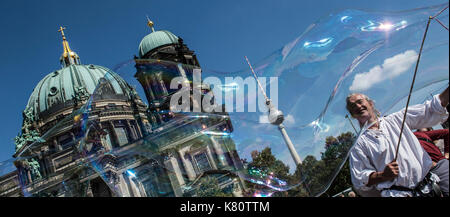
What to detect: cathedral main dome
<box><xmin>13</xmin><ymin>26</ymin><xmax>148</xmax><ymax>156</ymax></box>
<box><xmin>25</xmin><ymin>64</ymin><xmax>132</xmax><ymax>121</ymax></box>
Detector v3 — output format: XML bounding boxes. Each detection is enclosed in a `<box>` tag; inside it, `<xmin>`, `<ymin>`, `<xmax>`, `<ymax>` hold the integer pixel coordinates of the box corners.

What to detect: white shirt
<box><xmin>349</xmin><ymin>95</ymin><xmax>448</xmax><ymax>197</ymax></box>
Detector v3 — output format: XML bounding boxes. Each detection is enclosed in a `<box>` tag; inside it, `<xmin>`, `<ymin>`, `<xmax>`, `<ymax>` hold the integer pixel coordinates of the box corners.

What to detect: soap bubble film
<box><xmin>0</xmin><ymin>3</ymin><xmax>448</xmax><ymax>197</ymax></box>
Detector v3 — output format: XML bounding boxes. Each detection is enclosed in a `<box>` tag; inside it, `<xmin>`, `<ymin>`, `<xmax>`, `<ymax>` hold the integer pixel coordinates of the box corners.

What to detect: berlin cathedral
<box><xmin>0</xmin><ymin>19</ymin><xmax>246</xmax><ymax>197</ymax></box>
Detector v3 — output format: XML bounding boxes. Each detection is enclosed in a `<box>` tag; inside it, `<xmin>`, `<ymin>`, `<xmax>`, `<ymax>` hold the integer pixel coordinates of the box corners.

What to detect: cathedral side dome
<box><xmin>138</xmin><ymin>30</ymin><xmax>179</xmax><ymax>58</ymax></box>
<box><xmin>138</xmin><ymin>18</ymin><xmax>180</xmax><ymax>58</ymax></box>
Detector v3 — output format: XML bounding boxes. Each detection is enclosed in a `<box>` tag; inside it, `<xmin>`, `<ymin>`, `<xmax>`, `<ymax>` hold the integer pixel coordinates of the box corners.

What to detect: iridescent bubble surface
<box><xmin>0</xmin><ymin>3</ymin><xmax>448</xmax><ymax>197</ymax></box>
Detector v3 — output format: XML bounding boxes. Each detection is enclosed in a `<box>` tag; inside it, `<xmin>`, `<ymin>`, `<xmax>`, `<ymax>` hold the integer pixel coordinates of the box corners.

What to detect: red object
<box><xmin>414</xmin><ymin>129</ymin><xmax>449</xmax><ymax>162</ymax></box>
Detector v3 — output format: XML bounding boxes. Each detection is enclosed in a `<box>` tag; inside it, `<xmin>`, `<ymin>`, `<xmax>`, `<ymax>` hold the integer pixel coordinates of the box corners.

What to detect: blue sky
<box><xmin>0</xmin><ymin>0</ymin><xmax>447</xmax><ymax>164</ymax></box>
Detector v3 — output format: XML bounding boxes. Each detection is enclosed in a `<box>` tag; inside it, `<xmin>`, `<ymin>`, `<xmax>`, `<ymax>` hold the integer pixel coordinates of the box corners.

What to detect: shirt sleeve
<box><xmin>427</xmin><ymin>129</ymin><xmax>449</xmax><ymax>153</ymax></box>
<box><xmin>425</xmin><ymin>129</ymin><xmax>448</xmax><ymax>140</ymax></box>
<box><xmin>349</xmin><ymin>141</ymin><xmax>377</xmax><ymax>193</ymax></box>
<box><xmin>393</xmin><ymin>94</ymin><xmax>448</xmax><ymax>130</ymax></box>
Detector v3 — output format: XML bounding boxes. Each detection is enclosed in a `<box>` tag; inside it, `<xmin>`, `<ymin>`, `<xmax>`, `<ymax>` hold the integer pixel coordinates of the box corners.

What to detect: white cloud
<box><xmin>284</xmin><ymin>114</ymin><xmax>296</xmax><ymax>126</ymax></box>
<box><xmin>349</xmin><ymin>50</ymin><xmax>418</xmax><ymax>92</ymax></box>
<box><xmin>259</xmin><ymin>115</ymin><xmax>269</xmax><ymax>124</ymax></box>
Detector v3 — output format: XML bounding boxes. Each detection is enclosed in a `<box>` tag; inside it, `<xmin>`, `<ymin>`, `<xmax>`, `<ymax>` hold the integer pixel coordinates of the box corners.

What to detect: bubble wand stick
<box><xmin>394</xmin><ymin>6</ymin><xmax>448</xmax><ymax>161</ymax></box>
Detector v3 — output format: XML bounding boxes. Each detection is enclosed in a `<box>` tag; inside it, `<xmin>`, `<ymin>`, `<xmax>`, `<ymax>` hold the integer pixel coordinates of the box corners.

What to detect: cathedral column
<box><xmin>53</xmin><ymin>138</ymin><xmax>62</xmax><ymax>151</ymax></box>
<box><xmin>156</xmin><ymin>72</ymin><xmax>168</xmax><ymax>96</ymax></box>
<box><xmin>69</xmin><ymin>132</ymin><xmax>75</xmax><ymax>142</ymax></box>
<box><xmin>127</xmin><ymin>175</ymin><xmax>141</xmax><ymax>197</ymax></box>
<box><xmin>163</xmin><ymin>153</ymin><xmax>185</xmax><ymax>196</ymax></box>
<box><xmin>221</xmin><ymin>138</ymin><xmax>242</xmax><ymax>170</ymax></box>
<box><xmin>125</xmin><ymin>120</ymin><xmax>134</xmax><ymax>141</ymax></box>
<box><xmin>137</xmin><ymin>74</ymin><xmax>156</xmax><ymax>103</ymax></box>
<box><xmin>26</xmin><ymin>170</ymin><xmax>32</xmax><ymax>184</ymax></box>
<box><xmin>230</xmin><ymin>150</ymin><xmax>244</xmax><ymax>170</ymax></box>
<box><xmin>210</xmin><ymin>136</ymin><xmax>228</xmax><ymax>167</ymax></box>
<box><xmin>178</xmin><ymin>150</ymin><xmax>196</xmax><ymax>181</ymax></box>
<box><xmin>40</xmin><ymin>158</ymin><xmax>48</xmax><ymax>177</ymax></box>
<box><xmin>205</xmin><ymin>145</ymin><xmax>218</xmax><ymax>170</ymax></box>
<box><xmin>145</xmin><ymin>76</ymin><xmax>156</xmax><ymax>101</ymax></box>
<box><xmin>108</xmin><ymin>121</ymin><xmax>119</xmax><ymax>147</ymax></box>
<box><xmin>85</xmin><ymin>182</ymin><xmax>94</xmax><ymax>197</ymax></box>
<box><xmin>133</xmin><ymin>118</ymin><xmax>144</xmax><ymax>138</ymax></box>
<box><xmin>232</xmin><ymin>179</ymin><xmax>244</xmax><ymax>197</ymax></box>
<box><xmin>100</xmin><ymin>134</ymin><xmax>112</xmax><ymax>152</ymax></box>
<box><xmin>118</xmin><ymin>174</ymin><xmax>131</xmax><ymax>197</ymax></box>
<box><xmin>150</xmin><ymin>74</ymin><xmax>160</xmax><ymax>97</ymax></box>
<box><xmin>136</xmin><ymin>180</ymin><xmax>147</xmax><ymax>197</ymax></box>
<box><xmin>168</xmin><ymin>155</ymin><xmax>186</xmax><ymax>186</ymax></box>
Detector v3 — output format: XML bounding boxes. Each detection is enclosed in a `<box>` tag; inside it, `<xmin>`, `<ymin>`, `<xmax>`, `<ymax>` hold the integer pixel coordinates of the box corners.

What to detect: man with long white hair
<box><xmin>346</xmin><ymin>87</ymin><xmax>449</xmax><ymax>197</ymax></box>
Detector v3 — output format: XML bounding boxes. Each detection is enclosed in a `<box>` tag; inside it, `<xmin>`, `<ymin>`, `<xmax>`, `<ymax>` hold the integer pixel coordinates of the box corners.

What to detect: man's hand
<box><xmin>382</xmin><ymin>161</ymin><xmax>399</xmax><ymax>179</ymax></box>
<box><xmin>367</xmin><ymin>161</ymin><xmax>399</xmax><ymax>186</ymax></box>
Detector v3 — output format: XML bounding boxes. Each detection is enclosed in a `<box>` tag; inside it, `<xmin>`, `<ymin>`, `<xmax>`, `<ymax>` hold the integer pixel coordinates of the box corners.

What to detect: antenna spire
<box><xmin>245</xmin><ymin>56</ymin><xmax>269</xmax><ymax>103</ymax></box>
<box><xmin>146</xmin><ymin>16</ymin><xmax>155</xmax><ymax>32</ymax></box>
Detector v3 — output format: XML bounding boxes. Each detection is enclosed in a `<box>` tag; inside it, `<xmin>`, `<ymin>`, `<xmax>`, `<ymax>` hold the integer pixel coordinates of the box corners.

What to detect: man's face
<box><xmin>347</xmin><ymin>94</ymin><xmax>375</xmax><ymax>123</ymax></box>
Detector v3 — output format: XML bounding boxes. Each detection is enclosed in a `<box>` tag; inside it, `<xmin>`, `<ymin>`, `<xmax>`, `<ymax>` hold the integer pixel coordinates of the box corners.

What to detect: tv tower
<box><xmin>245</xmin><ymin>56</ymin><xmax>302</xmax><ymax>166</ymax></box>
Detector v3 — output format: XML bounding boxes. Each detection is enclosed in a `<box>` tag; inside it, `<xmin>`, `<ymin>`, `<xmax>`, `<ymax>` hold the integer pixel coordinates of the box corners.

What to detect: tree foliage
<box><xmin>195</xmin><ymin>176</ymin><xmax>233</xmax><ymax>197</ymax></box>
<box><xmin>245</xmin><ymin>131</ymin><xmax>356</xmax><ymax>197</ymax></box>
<box><xmin>243</xmin><ymin>147</ymin><xmax>291</xmax><ymax>197</ymax></box>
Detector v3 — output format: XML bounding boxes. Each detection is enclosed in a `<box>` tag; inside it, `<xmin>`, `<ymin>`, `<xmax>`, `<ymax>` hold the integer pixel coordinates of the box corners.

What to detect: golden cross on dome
<box><xmin>58</xmin><ymin>26</ymin><xmax>67</xmax><ymax>39</ymax></box>
<box><xmin>56</xmin><ymin>26</ymin><xmax>80</xmax><ymax>67</ymax></box>
<box><xmin>58</xmin><ymin>26</ymin><xmax>72</xmax><ymax>54</ymax></box>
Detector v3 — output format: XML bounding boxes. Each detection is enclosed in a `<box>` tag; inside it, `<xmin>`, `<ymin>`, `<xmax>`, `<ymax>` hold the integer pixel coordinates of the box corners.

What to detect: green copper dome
<box><xmin>26</xmin><ymin>64</ymin><xmax>132</xmax><ymax>121</ymax></box>
<box><xmin>138</xmin><ymin>30</ymin><xmax>179</xmax><ymax>58</ymax></box>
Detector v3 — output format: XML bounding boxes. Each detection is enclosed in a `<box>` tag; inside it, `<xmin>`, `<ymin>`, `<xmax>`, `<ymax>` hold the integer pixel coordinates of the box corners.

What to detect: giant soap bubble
<box><xmin>0</xmin><ymin>3</ymin><xmax>448</xmax><ymax>197</ymax></box>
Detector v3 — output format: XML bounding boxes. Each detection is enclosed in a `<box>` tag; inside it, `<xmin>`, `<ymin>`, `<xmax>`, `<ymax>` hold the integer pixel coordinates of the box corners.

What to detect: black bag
<box><xmin>387</xmin><ymin>172</ymin><xmax>442</xmax><ymax>197</ymax></box>
<box><xmin>413</xmin><ymin>172</ymin><xmax>442</xmax><ymax>197</ymax></box>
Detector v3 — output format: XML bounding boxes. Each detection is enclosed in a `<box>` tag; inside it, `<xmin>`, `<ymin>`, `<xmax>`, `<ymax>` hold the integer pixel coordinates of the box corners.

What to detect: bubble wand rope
<box><xmin>394</xmin><ymin>6</ymin><xmax>448</xmax><ymax>160</ymax></box>
<box><xmin>393</xmin><ymin>17</ymin><xmax>431</xmax><ymax>161</ymax></box>
<box><xmin>432</xmin><ymin>5</ymin><xmax>449</xmax><ymax>30</ymax></box>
